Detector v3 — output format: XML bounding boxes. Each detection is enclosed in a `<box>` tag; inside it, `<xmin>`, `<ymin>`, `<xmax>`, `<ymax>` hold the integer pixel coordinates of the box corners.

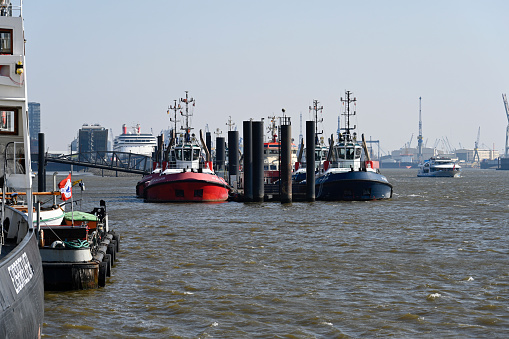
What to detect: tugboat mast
<box><xmin>309</xmin><ymin>100</ymin><xmax>323</xmax><ymax>144</ymax></box>
<box><xmin>168</xmin><ymin>99</ymin><xmax>181</xmax><ymax>136</ymax></box>
<box><xmin>267</xmin><ymin>115</ymin><xmax>278</xmax><ymax>143</ymax></box>
<box><xmin>179</xmin><ymin>91</ymin><xmax>194</xmax><ymax>137</ymax></box>
<box><xmin>340</xmin><ymin>91</ymin><xmax>357</xmax><ymax>141</ymax></box>
<box><xmin>226</xmin><ymin>116</ymin><xmax>236</xmax><ymax>132</ymax></box>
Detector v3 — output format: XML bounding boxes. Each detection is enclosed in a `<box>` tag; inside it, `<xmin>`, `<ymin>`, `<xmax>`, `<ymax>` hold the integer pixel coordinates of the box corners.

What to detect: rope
<box><xmin>63</xmin><ymin>239</ymin><xmax>90</xmax><ymax>249</ymax></box>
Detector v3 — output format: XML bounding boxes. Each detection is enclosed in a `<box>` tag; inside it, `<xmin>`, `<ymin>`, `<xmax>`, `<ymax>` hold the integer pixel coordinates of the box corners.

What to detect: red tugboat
<box><xmin>136</xmin><ymin>92</ymin><xmax>230</xmax><ymax>202</ymax></box>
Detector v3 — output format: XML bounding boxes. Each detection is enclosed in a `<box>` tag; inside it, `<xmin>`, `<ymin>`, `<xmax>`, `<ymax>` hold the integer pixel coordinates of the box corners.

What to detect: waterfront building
<box><xmin>28</xmin><ymin>101</ymin><xmax>40</xmax><ymax>150</ymax></box>
<box><xmin>78</xmin><ymin>124</ymin><xmax>108</xmax><ymax>153</ymax></box>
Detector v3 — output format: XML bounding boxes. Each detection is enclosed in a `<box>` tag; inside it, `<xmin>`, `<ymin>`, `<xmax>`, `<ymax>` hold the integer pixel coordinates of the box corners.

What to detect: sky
<box><xmin>22</xmin><ymin>0</ymin><xmax>509</xmax><ymax>155</ymax></box>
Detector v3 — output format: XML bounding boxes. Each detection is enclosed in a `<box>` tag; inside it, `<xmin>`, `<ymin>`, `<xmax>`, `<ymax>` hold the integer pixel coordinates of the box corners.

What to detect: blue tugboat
<box><xmin>316</xmin><ymin>91</ymin><xmax>393</xmax><ymax>201</ymax></box>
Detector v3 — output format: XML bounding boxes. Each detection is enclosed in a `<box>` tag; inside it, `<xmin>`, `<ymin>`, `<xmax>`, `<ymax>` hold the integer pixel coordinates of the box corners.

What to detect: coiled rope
<box><xmin>63</xmin><ymin>239</ymin><xmax>90</xmax><ymax>249</ymax></box>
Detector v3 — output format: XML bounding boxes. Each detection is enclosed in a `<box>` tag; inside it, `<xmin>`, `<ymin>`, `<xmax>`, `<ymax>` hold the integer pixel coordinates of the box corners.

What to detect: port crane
<box><xmin>503</xmin><ymin>93</ymin><xmax>509</xmax><ymax>157</ymax></box>
<box><xmin>473</xmin><ymin>127</ymin><xmax>480</xmax><ymax>164</ymax></box>
<box><xmin>417</xmin><ymin>97</ymin><xmax>423</xmax><ymax>163</ymax></box>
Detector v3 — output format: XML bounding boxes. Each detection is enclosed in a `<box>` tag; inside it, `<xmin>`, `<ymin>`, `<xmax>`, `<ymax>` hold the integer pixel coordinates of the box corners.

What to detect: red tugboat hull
<box><xmin>137</xmin><ymin>171</ymin><xmax>230</xmax><ymax>202</ymax></box>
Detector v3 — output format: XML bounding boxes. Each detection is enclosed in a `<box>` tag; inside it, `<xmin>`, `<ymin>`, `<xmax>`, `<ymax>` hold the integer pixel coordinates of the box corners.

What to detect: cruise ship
<box><xmin>113</xmin><ymin>124</ymin><xmax>157</xmax><ymax>156</ymax></box>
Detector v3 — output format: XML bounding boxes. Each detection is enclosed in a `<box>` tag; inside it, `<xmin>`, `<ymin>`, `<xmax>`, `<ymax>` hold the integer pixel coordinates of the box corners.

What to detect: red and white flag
<box><xmin>58</xmin><ymin>173</ymin><xmax>72</xmax><ymax>201</ymax></box>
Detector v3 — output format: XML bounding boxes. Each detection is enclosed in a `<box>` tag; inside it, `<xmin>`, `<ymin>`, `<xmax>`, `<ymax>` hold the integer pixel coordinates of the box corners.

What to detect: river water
<box><xmin>41</xmin><ymin>169</ymin><xmax>509</xmax><ymax>338</ymax></box>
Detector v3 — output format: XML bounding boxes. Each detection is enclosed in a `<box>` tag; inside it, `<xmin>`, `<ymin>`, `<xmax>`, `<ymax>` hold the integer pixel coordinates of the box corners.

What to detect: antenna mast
<box><xmin>168</xmin><ymin>99</ymin><xmax>181</xmax><ymax>136</ymax></box>
<box><xmin>340</xmin><ymin>91</ymin><xmax>357</xmax><ymax>141</ymax></box>
<box><xmin>179</xmin><ymin>91</ymin><xmax>194</xmax><ymax>134</ymax></box>
<box><xmin>226</xmin><ymin>116</ymin><xmax>235</xmax><ymax>132</ymax></box>
<box><xmin>299</xmin><ymin>112</ymin><xmax>303</xmax><ymax>145</ymax></box>
<box><xmin>309</xmin><ymin>99</ymin><xmax>323</xmax><ymax>144</ymax></box>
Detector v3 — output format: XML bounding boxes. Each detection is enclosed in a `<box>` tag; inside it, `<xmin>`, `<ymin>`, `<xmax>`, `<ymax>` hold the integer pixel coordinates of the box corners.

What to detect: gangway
<box><xmin>45</xmin><ymin>151</ymin><xmax>153</xmax><ymax>175</ymax></box>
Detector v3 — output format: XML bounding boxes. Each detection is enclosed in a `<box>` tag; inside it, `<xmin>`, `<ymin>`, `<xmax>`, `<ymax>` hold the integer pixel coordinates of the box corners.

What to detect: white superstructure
<box><xmin>113</xmin><ymin>124</ymin><xmax>157</xmax><ymax>156</ymax></box>
<box><xmin>417</xmin><ymin>156</ymin><xmax>461</xmax><ymax>177</ymax></box>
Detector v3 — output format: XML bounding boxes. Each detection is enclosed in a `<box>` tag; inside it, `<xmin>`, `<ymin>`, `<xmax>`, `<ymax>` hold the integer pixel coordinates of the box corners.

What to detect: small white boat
<box><xmin>417</xmin><ymin>157</ymin><xmax>461</xmax><ymax>177</ymax></box>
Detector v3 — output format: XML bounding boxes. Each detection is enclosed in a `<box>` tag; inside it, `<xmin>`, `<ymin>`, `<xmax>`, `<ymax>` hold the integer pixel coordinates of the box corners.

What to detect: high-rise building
<box><xmin>78</xmin><ymin>124</ymin><xmax>108</xmax><ymax>154</ymax></box>
<box><xmin>28</xmin><ymin>102</ymin><xmax>40</xmax><ymax>151</ymax></box>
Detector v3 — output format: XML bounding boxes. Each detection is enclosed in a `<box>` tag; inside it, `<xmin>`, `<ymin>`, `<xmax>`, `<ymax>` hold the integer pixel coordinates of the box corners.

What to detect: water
<box><xmin>42</xmin><ymin>169</ymin><xmax>509</xmax><ymax>338</ymax></box>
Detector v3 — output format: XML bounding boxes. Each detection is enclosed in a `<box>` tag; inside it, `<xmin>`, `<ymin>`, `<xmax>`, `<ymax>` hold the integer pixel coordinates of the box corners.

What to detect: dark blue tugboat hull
<box><xmin>316</xmin><ymin>171</ymin><xmax>393</xmax><ymax>201</ymax></box>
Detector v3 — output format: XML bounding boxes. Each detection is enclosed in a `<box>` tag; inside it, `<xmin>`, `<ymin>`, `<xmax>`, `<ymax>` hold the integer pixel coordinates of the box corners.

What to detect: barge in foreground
<box><xmin>39</xmin><ymin>199</ymin><xmax>120</xmax><ymax>291</ymax></box>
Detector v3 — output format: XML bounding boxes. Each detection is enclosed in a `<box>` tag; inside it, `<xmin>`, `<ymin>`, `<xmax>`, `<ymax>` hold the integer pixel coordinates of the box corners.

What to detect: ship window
<box><xmin>176</xmin><ymin>149</ymin><xmax>182</xmax><ymax>160</ymax></box>
<box><xmin>193</xmin><ymin>149</ymin><xmax>200</xmax><ymax>160</ymax></box>
<box><xmin>194</xmin><ymin>189</ymin><xmax>203</xmax><ymax>197</ymax></box>
<box><xmin>0</xmin><ymin>107</ymin><xmax>18</xmax><ymax>134</ymax></box>
<box><xmin>175</xmin><ymin>190</ymin><xmax>184</xmax><ymax>197</ymax></box>
<box><xmin>338</xmin><ymin>148</ymin><xmax>345</xmax><ymax>159</ymax></box>
<box><xmin>183</xmin><ymin>149</ymin><xmax>192</xmax><ymax>161</ymax></box>
<box><xmin>355</xmin><ymin>148</ymin><xmax>362</xmax><ymax>158</ymax></box>
<box><xmin>0</xmin><ymin>29</ymin><xmax>12</xmax><ymax>55</ymax></box>
<box><xmin>346</xmin><ymin>148</ymin><xmax>354</xmax><ymax>160</ymax></box>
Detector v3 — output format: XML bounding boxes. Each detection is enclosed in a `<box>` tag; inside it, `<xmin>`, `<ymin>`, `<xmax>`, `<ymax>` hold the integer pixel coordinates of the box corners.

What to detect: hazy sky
<box><xmin>23</xmin><ymin>1</ymin><xmax>509</xmax><ymax>154</ymax></box>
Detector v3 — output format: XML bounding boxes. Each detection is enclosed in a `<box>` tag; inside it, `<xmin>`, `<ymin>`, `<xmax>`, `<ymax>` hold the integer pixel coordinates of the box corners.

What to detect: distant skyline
<box><xmin>23</xmin><ymin>1</ymin><xmax>509</xmax><ymax>154</ymax></box>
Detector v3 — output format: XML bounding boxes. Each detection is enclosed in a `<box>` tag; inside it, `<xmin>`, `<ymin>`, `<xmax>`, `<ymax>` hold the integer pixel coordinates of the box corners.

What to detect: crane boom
<box><xmin>417</xmin><ymin>97</ymin><xmax>423</xmax><ymax>163</ymax></box>
<box><xmin>473</xmin><ymin>127</ymin><xmax>480</xmax><ymax>163</ymax></box>
<box><xmin>503</xmin><ymin>94</ymin><xmax>509</xmax><ymax>157</ymax></box>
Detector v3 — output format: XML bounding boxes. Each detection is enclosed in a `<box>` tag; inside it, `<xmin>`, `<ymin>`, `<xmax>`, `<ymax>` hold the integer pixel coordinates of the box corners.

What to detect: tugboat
<box><xmin>292</xmin><ymin>99</ymin><xmax>329</xmax><ymax>183</ymax></box>
<box><xmin>0</xmin><ymin>1</ymin><xmax>44</xmax><ymax>336</ymax></box>
<box><xmin>315</xmin><ymin>91</ymin><xmax>393</xmax><ymax>201</ymax></box>
<box><xmin>417</xmin><ymin>156</ymin><xmax>461</xmax><ymax>177</ymax></box>
<box><xmin>136</xmin><ymin>91</ymin><xmax>230</xmax><ymax>202</ymax></box>
<box><xmin>264</xmin><ymin>115</ymin><xmax>298</xmax><ymax>183</ymax></box>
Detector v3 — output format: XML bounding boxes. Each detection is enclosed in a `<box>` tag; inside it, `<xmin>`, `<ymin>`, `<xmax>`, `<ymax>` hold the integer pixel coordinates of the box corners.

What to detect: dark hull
<box><xmin>0</xmin><ymin>231</ymin><xmax>44</xmax><ymax>338</ymax></box>
<box><xmin>316</xmin><ymin>171</ymin><xmax>393</xmax><ymax>201</ymax></box>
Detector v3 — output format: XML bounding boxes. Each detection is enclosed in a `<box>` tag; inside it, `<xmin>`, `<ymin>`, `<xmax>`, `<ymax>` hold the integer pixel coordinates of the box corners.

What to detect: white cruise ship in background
<box><xmin>113</xmin><ymin>124</ymin><xmax>157</xmax><ymax>156</ymax></box>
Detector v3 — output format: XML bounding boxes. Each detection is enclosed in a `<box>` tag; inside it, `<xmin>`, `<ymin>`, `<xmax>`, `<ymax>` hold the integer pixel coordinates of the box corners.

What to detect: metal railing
<box><xmin>45</xmin><ymin>151</ymin><xmax>153</xmax><ymax>175</ymax></box>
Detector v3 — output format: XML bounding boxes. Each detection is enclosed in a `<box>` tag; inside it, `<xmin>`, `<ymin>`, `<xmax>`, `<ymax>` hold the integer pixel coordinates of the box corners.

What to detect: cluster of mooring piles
<box><xmin>237</xmin><ymin>117</ymin><xmax>301</xmax><ymax>203</ymax></box>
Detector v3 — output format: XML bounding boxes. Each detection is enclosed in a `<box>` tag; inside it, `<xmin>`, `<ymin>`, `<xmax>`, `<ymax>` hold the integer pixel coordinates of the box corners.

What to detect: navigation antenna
<box><xmin>168</xmin><ymin>99</ymin><xmax>181</xmax><ymax>137</ymax></box>
<box><xmin>417</xmin><ymin>97</ymin><xmax>423</xmax><ymax>163</ymax></box>
<box><xmin>299</xmin><ymin>112</ymin><xmax>303</xmax><ymax>146</ymax></box>
<box><xmin>226</xmin><ymin>116</ymin><xmax>236</xmax><ymax>132</ymax></box>
<box><xmin>340</xmin><ymin>91</ymin><xmax>357</xmax><ymax>141</ymax></box>
<box><xmin>179</xmin><ymin>91</ymin><xmax>195</xmax><ymax>135</ymax></box>
<box><xmin>309</xmin><ymin>100</ymin><xmax>323</xmax><ymax>145</ymax></box>
<box><xmin>336</xmin><ymin>116</ymin><xmax>341</xmax><ymax>141</ymax></box>
<box><xmin>267</xmin><ymin>115</ymin><xmax>278</xmax><ymax>143</ymax></box>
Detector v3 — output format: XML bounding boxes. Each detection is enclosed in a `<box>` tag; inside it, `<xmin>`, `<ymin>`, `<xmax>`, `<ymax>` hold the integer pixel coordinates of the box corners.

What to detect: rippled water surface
<box><xmin>42</xmin><ymin>169</ymin><xmax>509</xmax><ymax>338</ymax></box>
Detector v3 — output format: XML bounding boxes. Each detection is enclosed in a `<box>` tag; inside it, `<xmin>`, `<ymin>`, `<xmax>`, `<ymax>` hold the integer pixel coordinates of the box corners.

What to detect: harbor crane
<box><xmin>503</xmin><ymin>93</ymin><xmax>509</xmax><ymax>157</ymax></box>
<box><xmin>407</xmin><ymin>133</ymin><xmax>414</xmax><ymax>149</ymax></box>
<box><xmin>473</xmin><ymin>127</ymin><xmax>480</xmax><ymax>164</ymax></box>
<box><xmin>417</xmin><ymin>97</ymin><xmax>423</xmax><ymax>163</ymax></box>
